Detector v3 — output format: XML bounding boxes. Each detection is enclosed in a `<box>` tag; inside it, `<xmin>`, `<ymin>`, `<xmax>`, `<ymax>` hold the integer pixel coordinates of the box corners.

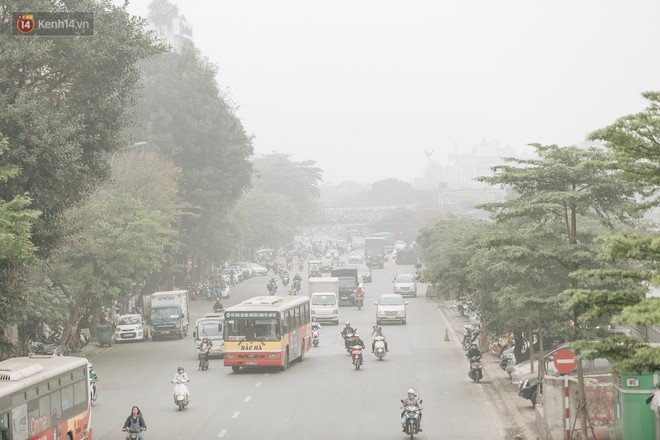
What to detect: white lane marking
<box><xmin>218</xmin><ymin>429</ymin><xmax>228</xmax><ymax>437</ymax></box>
<box><xmin>245</xmin><ymin>395</ymin><xmax>252</xmax><ymax>403</ymax></box>
<box><xmin>232</xmin><ymin>411</ymin><xmax>240</xmax><ymax>419</ymax></box>
<box><xmin>255</xmin><ymin>382</ymin><xmax>262</xmax><ymax>388</ymax></box>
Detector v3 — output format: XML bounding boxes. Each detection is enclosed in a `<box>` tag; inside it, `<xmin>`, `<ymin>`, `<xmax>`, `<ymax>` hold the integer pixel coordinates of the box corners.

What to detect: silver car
<box><xmin>375</xmin><ymin>294</ymin><xmax>408</xmax><ymax>325</ymax></box>
<box><xmin>393</xmin><ymin>274</ymin><xmax>417</xmax><ymax>297</ymax></box>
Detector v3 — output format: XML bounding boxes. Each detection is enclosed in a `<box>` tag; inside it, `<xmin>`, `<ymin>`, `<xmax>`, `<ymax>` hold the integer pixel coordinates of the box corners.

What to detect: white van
<box><xmin>193</xmin><ymin>313</ymin><xmax>224</xmax><ymax>358</ymax></box>
<box><xmin>310</xmin><ymin>292</ymin><xmax>339</xmax><ymax>325</ymax></box>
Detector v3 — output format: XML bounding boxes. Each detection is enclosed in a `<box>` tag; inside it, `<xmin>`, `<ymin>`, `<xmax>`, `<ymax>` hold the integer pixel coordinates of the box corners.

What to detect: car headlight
<box><xmin>175</xmin><ymin>323</ymin><xmax>181</xmax><ymax>329</ymax></box>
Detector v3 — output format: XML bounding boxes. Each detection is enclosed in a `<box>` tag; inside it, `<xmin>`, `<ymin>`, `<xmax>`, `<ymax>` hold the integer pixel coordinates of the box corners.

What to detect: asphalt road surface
<box><xmin>89</xmin><ymin>257</ymin><xmax>506</xmax><ymax>439</ymax></box>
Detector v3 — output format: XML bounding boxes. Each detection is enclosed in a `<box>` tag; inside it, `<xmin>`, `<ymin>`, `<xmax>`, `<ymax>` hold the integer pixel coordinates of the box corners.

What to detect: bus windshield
<box><xmin>225</xmin><ymin>316</ymin><xmax>280</xmax><ymax>342</ymax></box>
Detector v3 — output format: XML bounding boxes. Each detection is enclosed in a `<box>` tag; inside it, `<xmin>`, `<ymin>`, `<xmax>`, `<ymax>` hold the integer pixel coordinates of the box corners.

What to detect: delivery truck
<box><xmin>365</xmin><ymin>237</ymin><xmax>385</xmax><ymax>268</ymax></box>
<box><xmin>308</xmin><ymin>277</ymin><xmax>339</xmax><ymax>324</ymax></box>
<box><xmin>149</xmin><ymin>290</ymin><xmax>190</xmax><ymax>341</ymax></box>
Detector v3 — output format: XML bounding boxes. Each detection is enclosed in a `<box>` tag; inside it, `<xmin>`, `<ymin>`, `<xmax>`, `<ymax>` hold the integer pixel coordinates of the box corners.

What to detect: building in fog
<box><xmin>146</xmin><ymin>15</ymin><xmax>193</xmax><ymax>53</ymax></box>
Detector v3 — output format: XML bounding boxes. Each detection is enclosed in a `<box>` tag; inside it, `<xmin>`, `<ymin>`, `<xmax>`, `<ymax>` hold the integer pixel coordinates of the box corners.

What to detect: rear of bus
<box><xmin>223</xmin><ymin>296</ymin><xmax>311</xmax><ymax>372</ymax></box>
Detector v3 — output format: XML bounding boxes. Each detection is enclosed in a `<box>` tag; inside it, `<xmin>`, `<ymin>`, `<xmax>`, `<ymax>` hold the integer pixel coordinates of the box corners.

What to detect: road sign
<box><xmin>553</xmin><ymin>348</ymin><xmax>577</xmax><ymax>374</ymax></box>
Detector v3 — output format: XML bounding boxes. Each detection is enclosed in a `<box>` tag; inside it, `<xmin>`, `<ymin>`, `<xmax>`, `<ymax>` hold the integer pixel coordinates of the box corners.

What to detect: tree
<box><xmin>477</xmin><ymin>144</ymin><xmax>643</xmax><ymax>438</ymax></box>
<box><xmin>130</xmin><ymin>43</ymin><xmax>253</xmax><ymax>275</ymax></box>
<box><xmin>252</xmin><ymin>153</ymin><xmax>323</xmax><ymax>224</ymax></box>
<box><xmin>147</xmin><ymin>0</ymin><xmax>180</xmax><ymax>27</ymax></box>
<box><xmin>0</xmin><ymin>135</ymin><xmax>41</xmax><ymax>327</ymax></box>
<box><xmin>567</xmin><ymin>91</ymin><xmax>660</xmax><ymax>373</ymax></box>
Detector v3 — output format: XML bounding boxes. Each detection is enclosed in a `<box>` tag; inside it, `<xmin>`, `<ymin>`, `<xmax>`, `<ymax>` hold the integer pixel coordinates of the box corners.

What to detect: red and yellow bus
<box><xmin>223</xmin><ymin>295</ymin><xmax>312</xmax><ymax>372</ymax></box>
<box><xmin>0</xmin><ymin>355</ymin><xmax>91</xmax><ymax>440</ymax></box>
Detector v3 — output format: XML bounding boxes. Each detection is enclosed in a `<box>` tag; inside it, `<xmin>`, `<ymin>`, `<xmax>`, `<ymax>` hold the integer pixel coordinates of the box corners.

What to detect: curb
<box><xmin>434</xmin><ymin>301</ymin><xmax>540</xmax><ymax>440</ymax></box>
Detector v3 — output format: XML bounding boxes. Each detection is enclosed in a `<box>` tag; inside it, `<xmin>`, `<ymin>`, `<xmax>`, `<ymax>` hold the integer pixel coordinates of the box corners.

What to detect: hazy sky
<box><xmin>123</xmin><ymin>0</ymin><xmax>660</xmax><ymax>184</ymax></box>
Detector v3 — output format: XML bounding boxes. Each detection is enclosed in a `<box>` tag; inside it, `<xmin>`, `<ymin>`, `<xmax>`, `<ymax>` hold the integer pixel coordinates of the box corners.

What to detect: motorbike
<box><xmin>355</xmin><ymin>294</ymin><xmax>364</xmax><ymax>310</ymax></box>
<box><xmin>171</xmin><ymin>378</ymin><xmax>190</xmax><ymax>411</ymax></box>
<box><xmin>462</xmin><ymin>325</ymin><xmax>479</xmax><ymax>351</ymax></box>
<box><xmin>401</xmin><ymin>400</ymin><xmax>423</xmax><ymax>439</ymax></box>
<box><xmin>198</xmin><ymin>348</ymin><xmax>210</xmax><ymax>371</ymax></box>
<box><xmin>312</xmin><ymin>325</ymin><xmax>320</xmax><ymax>347</ymax></box>
<box><xmin>373</xmin><ymin>335</ymin><xmax>386</xmax><ymax>360</ymax></box>
<box><xmin>468</xmin><ymin>355</ymin><xmax>483</xmax><ymax>382</ymax></box>
<box><xmin>123</xmin><ymin>423</ymin><xmax>145</xmax><ymax>440</ymax></box>
<box><xmin>351</xmin><ymin>345</ymin><xmax>364</xmax><ymax>370</ymax></box>
<box><xmin>287</xmin><ymin>261</ymin><xmax>293</xmax><ymax>270</ymax></box>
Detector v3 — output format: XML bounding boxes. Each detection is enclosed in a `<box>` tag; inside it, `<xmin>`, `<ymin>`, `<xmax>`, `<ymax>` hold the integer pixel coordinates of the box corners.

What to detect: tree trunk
<box><xmin>513</xmin><ymin>330</ymin><xmax>524</xmax><ymax>364</ymax></box>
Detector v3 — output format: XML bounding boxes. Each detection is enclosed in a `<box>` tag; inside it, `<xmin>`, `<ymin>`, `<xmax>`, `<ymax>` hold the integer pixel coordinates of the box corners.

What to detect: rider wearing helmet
<box><xmin>352</xmin><ymin>332</ymin><xmax>366</xmax><ymax>365</ymax></box>
<box><xmin>401</xmin><ymin>388</ymin><xmax>423</xmax><ymax>432</ymax></box>
<box><xmin>341</xmin><ymin>321</ymin><xmax>357</xmax><ymax>350</ymax></box>
<box><xmin>371</xmin><ymin>325</ymin><xmax>388</xmax><ymax>353</ymax></box>
<box><xmin>173</xmin><ymin>366</ymin><xmax>189</xmax><ymax>383</ymax></box>
<box><xmin>467</xmin><ymin>343</ymin><xmax>481</xmax><ymax>359</ymax></box>
<box><xmin>198</xmin><ymin>336</ymin><xmax>213</xmax><ymax>368</ymax></box>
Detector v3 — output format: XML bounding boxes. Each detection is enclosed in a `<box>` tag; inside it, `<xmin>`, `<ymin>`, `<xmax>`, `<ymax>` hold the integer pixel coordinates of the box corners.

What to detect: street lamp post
<box><xmin>111</xmin><ymin>141</ymin><xmax>147</xmax><ymax>161</ymax></box>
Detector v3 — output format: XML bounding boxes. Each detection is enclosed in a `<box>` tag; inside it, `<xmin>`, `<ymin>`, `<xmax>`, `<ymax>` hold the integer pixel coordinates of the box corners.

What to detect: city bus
<box><xmin>0</xmin><ymin>355</ymin><xmax>91</xmax><ymax>440</ymax></box>
<box><xmin>223</xmin><ymin>295</ymin><xmax>312</xmax><ymax>372</ymax></box>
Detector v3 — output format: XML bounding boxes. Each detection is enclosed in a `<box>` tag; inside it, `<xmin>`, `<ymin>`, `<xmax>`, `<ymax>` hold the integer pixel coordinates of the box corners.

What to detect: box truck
<box><xmin>149</xmin><ymin>290</ymin><xmax>190</xmax><ymax>341</ymax></box>
<box><xmin>309</xmin><ymin>277</ymin><xmax>339</xmax><ymax>324</ymax></box>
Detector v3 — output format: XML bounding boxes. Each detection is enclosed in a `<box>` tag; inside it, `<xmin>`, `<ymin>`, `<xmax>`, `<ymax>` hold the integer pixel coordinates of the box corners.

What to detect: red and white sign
<box><xmin>553</xmin><ymin>348</ymin><xmax>577</xmax><ymax>374</ymax></box>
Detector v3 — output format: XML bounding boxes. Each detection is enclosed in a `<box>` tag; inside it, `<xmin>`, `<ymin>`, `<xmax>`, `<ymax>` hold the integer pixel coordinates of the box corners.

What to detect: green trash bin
<box><xmin>614</xmin><ymin>372</ymin><xmax>659</xmax><ymax>440</ymax></box>
<box><xmin>96</xmin><ymin>324</ymin><xmax>114</xmax><ymax>347</ymax></box>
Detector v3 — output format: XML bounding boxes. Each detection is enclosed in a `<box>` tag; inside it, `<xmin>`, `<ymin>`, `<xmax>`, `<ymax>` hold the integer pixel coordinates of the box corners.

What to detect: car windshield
<box><xmin>197</xmin><ymin>321</ymin><xmax>223</xmax><ymax>339</ymax></box>
<box><xmin>396</xmin><ymin>275</ymin><xmax>414</xmax><ymax>283</ymax></box>
<box><xmin>312</xmin><ymin>295</ymin><xmax>336</xmax><ymax>305</ymax></box>
<box><xmin>119</xmin><ymin>316</ymin><xmax>141</xmax><ymax>325</ymax></box>
<box><xmin>379</xmin><ymin>296</ymin><xmax>404</xmax><ymax>305</ymax></box>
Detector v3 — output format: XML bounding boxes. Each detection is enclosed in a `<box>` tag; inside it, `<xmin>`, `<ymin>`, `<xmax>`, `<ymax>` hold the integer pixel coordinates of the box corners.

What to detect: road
<box><xmin>88</xmin><ymin>258</ymin><xmax>507</xmax><ymax>440</ymax></box>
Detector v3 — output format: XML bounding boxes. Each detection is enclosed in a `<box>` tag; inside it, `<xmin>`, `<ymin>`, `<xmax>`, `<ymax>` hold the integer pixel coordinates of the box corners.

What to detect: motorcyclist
<box><xmin>354</xmin><ymin>283</ymin><xmax>365</xmax><ymax>302</ymax></box>
<box><xmin>341</xmin><ymin>322</ymin><xmax>357</xmax><ymax>350</ymax></box>
<box><xmin>122</xmin><ymin>405</ymin><xmax>147</xmax><ymax>440</ymax></box>
<box><xmin>293</xmin><ymin>273</ymin><xmax>302</xmax><ymax>285</ymax></box>
<box><xmin>371</xmin><ymin>325</ymin><xmax>388</xmax><ymax>353</ymax></box>
<box><xmin>267</xmin><ymin>278</ymin><xmax>277</xmax><ymax>294</ymax></box>
<box><xmin>467</xmin><ymin>343</ymin><xmax>481</xmax><ymax>359</ymax></box>
<box><xmin>198</xmin><ymin>336</ymin><xmax>213</xmax><ymax>369</ymax></box>
<box><xmin>280</xmin><ymin>268</ymin><xmax>289</xmax><ymax>280</ymax></box>
<box><xmin>401</xmin><ymin>388</ymin><xmax>423</xmax><ymax>432</ymax></box>
<box><xmin>88</xmin><ymin>363</ymin><xmax>98</xmax><ymax>401</ymax></box>
<box><xmin>352</xmin><ymin>333</ymin><xmax>366</xmax><ymax>365</ymax></box>
<box><xmin>213</xmin><ymin>298</ymin><xmax>224</xmax><ymax>313</ymax></box>
<box><xmin>173</xmin><ymin>366</ymin><xmax>190</xmax><ymax>383</ymax></box>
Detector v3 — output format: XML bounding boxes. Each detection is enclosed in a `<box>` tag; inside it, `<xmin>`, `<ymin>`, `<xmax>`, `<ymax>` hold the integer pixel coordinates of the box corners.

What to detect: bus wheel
<box><xmin>231</xmin><ymin>366</ymin><xmax>240</xmax><ymax>373</ymax></box>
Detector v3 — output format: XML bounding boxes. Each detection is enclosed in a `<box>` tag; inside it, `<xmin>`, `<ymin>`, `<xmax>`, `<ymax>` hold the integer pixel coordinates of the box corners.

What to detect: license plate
<box><xmin>124</xmin><ymin>332</ymin><xmax>136</xmax><ymax>338</ymax></box>
<box><xmin>246</xmin><ymin>361</ymin><xmax>257</xmax><ymax>365</ymax></box>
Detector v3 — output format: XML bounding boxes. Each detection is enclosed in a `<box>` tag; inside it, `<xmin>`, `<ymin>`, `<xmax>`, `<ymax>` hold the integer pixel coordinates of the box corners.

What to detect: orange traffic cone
<box><xmin>444</xmin><ymin>329</ymin><xmax>450</xmax><ymax>341</ymax></box>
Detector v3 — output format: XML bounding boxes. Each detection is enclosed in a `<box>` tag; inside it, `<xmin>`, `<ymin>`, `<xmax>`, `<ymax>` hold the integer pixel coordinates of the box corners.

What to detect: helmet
<box><xmin>358</xmin><ymin>283</ymin><xmax>363</xmax><ymax>288</ymax></box>
<box><xmin>177</xmin><ymin>366</ymin><xmax>184</xmax><ymax>372</ymax></box>
<box><xmin>345</xmin><ymin>321</ymin><xmax>350</xmax><ymax>326</ymax></box>
<box><xmin>408</xmin><ymin>388</ymin><xmax>415</xmax><ymax>396</ymax></box>
<box><xmin>88</xmin><ymin>363</ymin><xmax>93</xmax><ymax>370</ymax></box>
<box><xmin>354</xmin><ymin>333</ymin><xmax>359</xmax><ymax>338</ymax></box>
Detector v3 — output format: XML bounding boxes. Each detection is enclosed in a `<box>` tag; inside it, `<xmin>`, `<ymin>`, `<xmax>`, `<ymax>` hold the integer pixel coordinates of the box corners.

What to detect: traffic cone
<box><xmin>444</xmin><ymin>329</ymin><xmax>450</xmax><ymax>341</ymax></box>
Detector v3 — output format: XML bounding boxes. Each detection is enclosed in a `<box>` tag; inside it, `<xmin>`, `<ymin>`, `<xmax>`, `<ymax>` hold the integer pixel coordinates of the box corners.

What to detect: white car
<box><xmin>348</xmin><ymin>250</ymin><xmax>364</xmax><ymax>264</ymax></box>
<box><xmin>249</xmin><ymin>263</ymin><xmax>268</xmax><ymax>276</ymax></box>
<box><xmin>375</xmin><ymin>294</ymin><xmax>408</xmax><ymax>325</ymax></box>
<box><xmin>114</xmin><ymin>314</ymin><xmax>148</xmax><ymax>342</ymax></box>
<box><xmin>393</xmin><ymin>274</ymin><xmax>417</xmax><ymax>297</ymax></box>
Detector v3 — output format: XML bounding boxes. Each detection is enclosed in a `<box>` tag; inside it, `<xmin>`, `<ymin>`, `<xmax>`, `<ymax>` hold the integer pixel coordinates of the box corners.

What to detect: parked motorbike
<box><xmin>462</xmin><ymin>325</ymin><xmax>479</xmax><ymax>351</ymax></box>
<box><xmin>373</xmin><ymin>336</ymin><xmax>386</xmax><ymax>360</ymax></box>
<box><xmin>198</xmin><ymin>348</ymin><xmax>210</xmax><ymax>371</ymax></box>
<box><xmin>400</xmin><ymin>400</ymin><xmax>423</xmax><ymax>439</ymax></box>
<box><xmin>123</xmin><ymin>423</ymin><xmax>145</xmax><ymax>440</ymax></box>
<box><xmin>171</xmin><ymin>378</ymin><xmax>190</xmax><ymax>411</ymax></box>
<box><xmin>351</xmin><ymin>345</ymin><xmax>364</xmax><ymax>370</ymax></box>
<box><xmin>468</xmin><ymin>355</ymin><xmax>483</xmax><ymax>383</ymax></box>
<box><xmin>312</xmin><ymin>325</ymin><xmax>320</xmax><ymax>347</ymax></box>
<box><xmin>30</xmin><ymin>340</ymin><xmax>65</xmax><ymax>356</ymax></box>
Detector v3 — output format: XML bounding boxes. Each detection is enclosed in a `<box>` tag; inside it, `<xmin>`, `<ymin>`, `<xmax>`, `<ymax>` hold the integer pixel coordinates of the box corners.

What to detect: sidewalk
<box><xmin>436</xmin><ymin>300</ymin><xmax>540</xmax><ymax>440</ymax></box>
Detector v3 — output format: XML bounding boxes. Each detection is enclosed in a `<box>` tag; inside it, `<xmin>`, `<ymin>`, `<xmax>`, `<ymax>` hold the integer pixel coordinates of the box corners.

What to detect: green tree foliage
<box><xmin>130</xmin><ymin>44</ymin><xmax>253</xmax><ymax>268</ymax></box>
<box><xmin>0</xmin><ymin>0</ymin><xmax>163</xmax><ymax>255</ymax></box>
<box><xmin>147</xmin><ymin>0</ymin><xmax>180</xmax><ymax>27</ymax></box>
<box><xmin>0</xmin><ymin>135</ymin><xmax>41</xmax><ymax>326</ymax></box>
<box><xmin>568</xmin><ymin>91</ymin><xmax>660</xmax><ymax>372</ymax></box>
<box><xmin>252</xmin><ymin>153</ymin><xmax>323</xmax><ymax>224</ymax></box>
